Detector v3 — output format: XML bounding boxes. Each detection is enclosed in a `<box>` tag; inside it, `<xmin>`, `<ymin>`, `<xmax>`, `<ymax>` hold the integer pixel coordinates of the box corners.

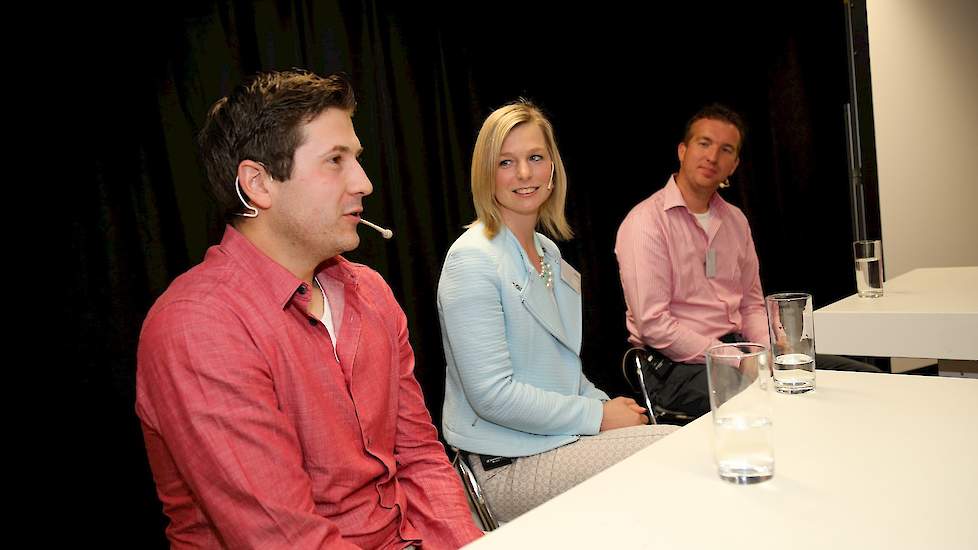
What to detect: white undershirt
<box><xmin>314</xmin><ymin>276</ymin><xmax>340</xmax><ymax>362</ymax></box>
<box><xmin>693</xmin><ymin>209</ymin><xmax>712</xmax><ymax>233</ymax></box>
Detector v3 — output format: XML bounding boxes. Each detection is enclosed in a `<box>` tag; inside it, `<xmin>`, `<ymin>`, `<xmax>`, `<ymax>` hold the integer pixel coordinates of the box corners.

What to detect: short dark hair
<box><xmin>682</xmin><ymin>103</ymin><xmax>747</xmax><ymax>152</ymax></box>
<box><xmin>198</xmin><ymin>70</ymin><xmax>356</xmax><ymax>221</ymax></box>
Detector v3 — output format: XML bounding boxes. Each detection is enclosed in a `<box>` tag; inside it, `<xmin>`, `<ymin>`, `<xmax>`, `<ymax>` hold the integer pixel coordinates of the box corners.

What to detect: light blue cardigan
<box><xmin>438</xmin><ymin>222</ymin><xmax>609</xmax><ymax>457</ymax></box>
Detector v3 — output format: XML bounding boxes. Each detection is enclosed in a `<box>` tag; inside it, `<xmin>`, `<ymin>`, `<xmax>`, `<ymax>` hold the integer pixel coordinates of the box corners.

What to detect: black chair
<box><xmin>621</xmin><ymin>347</ymin><xmax>697</xmax><ymax>426</ymax></box>
<box><xmin>450</xmin><ymin>448</ymin><xmax>500</xmax><ymax>531</ymax></box>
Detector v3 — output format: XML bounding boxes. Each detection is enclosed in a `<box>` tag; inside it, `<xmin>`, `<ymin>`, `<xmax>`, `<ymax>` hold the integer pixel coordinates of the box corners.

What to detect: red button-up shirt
<box><xmin>615</xmin><ymin>177</ymin><xmax>770</xmax><ymax>363</ymax></box>
<box><xmin>136</xmin><ymin>226</ymin><xmax>481</xmax><ymax>549</ymax></box>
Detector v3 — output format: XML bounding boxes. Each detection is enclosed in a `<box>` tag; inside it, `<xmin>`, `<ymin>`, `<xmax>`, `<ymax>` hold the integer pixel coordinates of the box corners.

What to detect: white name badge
<box><xmin>705</xmin><ymin>249</ymin><xmax>717</xmax><ymax>278</ymax></box>
<box><xmin>561</xmin><ymin>259</ymin><xmax>582</xmax><ymax>294</ymax></box>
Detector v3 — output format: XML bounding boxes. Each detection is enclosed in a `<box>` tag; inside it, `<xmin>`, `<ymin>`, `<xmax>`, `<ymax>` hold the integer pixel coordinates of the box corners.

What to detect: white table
<box><xmin>813</xmin><ymin>266</ymin><xmax>978</xmax><ymax>361</ymax></box>
<box><xmin>466</xmin><ymin>371</ymin><xmax>978</xmax><ymax>550</ymax></box>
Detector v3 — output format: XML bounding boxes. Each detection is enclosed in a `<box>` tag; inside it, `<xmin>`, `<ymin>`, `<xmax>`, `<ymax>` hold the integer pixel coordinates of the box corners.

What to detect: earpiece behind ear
<box><xmin>234</xmin><ymin>177</ymin><xmax>259</xmax><ymax>218</ymax></box>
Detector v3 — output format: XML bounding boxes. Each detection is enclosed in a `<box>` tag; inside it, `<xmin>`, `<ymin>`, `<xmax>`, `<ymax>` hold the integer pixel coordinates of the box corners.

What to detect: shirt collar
<box><xmin>501</xmin><ymin>224</ymin><xmax>554</xmax><ymax>274</ymax></box>
<box><xmin>661</xmin><ymin>174</ymin><xmax>728</xmax><ymax>215</ymax></box>
<box><xmin>218</xmin><ymin>225</ymin><xmax>357</xmax><ymax>309</ymax></box>
<box><xmin>533</xmin><ymin>233</ymin><xmax>545</xmax><ymax>258</ymax></box>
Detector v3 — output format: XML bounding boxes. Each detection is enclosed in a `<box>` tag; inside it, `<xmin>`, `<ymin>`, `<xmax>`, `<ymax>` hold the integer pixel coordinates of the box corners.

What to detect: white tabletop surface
<box><xmin>813</xmin><ymin>266</ymin><xmax>978</xmax><ymax>360</ymax></box>
<box><xmin>466</xmin><ymin>371</ymin><xmax>978</xmax><ymax>550</ymax></box>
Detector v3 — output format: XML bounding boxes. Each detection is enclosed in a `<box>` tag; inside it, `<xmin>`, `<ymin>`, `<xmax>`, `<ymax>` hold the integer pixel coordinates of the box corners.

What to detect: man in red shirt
<box><xmin>136</xmin><ymin>70</ymin><xmax>482</xmax><ymax>549</ymax></box>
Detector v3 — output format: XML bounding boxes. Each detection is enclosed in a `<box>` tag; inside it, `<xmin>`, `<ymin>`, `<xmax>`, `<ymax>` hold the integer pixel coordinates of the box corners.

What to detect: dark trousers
<box><xmin>655</xmin><ymin>353</ymin><xmax>881</xmax><ymax>418</ymax></box>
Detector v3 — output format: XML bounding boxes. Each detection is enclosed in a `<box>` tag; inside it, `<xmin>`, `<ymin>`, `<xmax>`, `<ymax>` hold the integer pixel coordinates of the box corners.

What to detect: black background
<box><xmin>65</xmin><ymin>1</ymin><xmax>881</xmax><ymax>545</ymax></box>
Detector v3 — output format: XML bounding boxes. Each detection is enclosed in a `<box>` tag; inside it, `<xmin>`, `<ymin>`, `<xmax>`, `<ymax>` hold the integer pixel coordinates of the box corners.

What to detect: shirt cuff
<box><xmin>584</xmin><ymin>397</ymin><xmax>604</xmax><ymax>435</ymax></box>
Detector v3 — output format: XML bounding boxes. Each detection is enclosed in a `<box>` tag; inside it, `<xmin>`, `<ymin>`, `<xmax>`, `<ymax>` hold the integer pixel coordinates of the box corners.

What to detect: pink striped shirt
<box><xmin>615</xmin><ymin>176</ymin><xmax>769</xmax><ymax>363</ymax></box>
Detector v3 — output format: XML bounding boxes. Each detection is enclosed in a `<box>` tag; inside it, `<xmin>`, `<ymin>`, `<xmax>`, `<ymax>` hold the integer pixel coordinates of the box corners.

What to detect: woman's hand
<box><xmin>600</xmin><ymin>397</ymin><xmax>649</xmax><ymax>431</ymax></box>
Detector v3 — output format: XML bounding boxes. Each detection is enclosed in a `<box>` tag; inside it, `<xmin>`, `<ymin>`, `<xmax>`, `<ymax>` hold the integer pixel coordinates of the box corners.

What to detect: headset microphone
<box><xmin>359</xmin><ymin>218</ymin><xmax>394</xmax><ymax>239</ymax></box>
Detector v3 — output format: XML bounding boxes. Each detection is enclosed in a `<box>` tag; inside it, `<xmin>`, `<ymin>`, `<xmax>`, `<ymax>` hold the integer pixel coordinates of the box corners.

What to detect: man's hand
<box><xmin>740</xmin><ymin>353</ymin><xmax>760</xmax><ymax>379</ymax></box>
<box><xmin>600</xmin><ymin>397</ymin><xmax>649</xmax><ymax>432</ymax></box>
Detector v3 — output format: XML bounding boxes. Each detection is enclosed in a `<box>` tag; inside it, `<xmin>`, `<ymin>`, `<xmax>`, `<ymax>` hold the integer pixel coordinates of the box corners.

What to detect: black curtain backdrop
<box><xmin>68</xmin><ymin>1</ymin><xmax>877</xmax><ymax>545</ymax></box>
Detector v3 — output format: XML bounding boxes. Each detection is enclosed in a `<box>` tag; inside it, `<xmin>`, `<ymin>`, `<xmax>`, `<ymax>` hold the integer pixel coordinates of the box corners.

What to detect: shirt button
<box><xmin>308</xmin><ymin>318</ymin><xmax>317</xmax><ymax>326</ymax></box>
<box><xmin>297</xmin><ymin>285</ymin><xmax>307</xmax><ymax>295</ymax></box>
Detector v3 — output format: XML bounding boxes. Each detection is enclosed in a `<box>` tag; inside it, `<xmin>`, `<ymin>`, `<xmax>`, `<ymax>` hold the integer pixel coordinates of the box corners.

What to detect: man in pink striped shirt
<box><xmin>615</xmin><ymin>105</ymin><xmax>877</xmax><ymax>418</ymax></box>
<box><xmin>615</xmin><ymin>105</ymin><xmax>762</xmax><ymax>416</ymax></box>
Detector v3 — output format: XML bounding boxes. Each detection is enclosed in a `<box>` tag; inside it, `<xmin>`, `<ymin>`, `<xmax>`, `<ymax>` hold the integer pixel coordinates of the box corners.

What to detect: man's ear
<box><xmin>236</xmin><ymin>160</ymin><xmax>273</xmax><ymax>210</ymax></box>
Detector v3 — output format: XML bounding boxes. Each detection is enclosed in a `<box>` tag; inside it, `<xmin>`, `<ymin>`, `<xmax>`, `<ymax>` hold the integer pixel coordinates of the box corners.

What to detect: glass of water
<box><xmin>706</xmin><ymin>343</ymin><xmax>774</xmax><ymax>484</ymax></box>
<box><xmin>765</xmin><ymin>292</ymin><xmax>817</xmax><ymax>394</ymax></box>
<box><xmin>853</xmin><ymin>240</ymin><xmax>884</xmax><ymax>298</ymax></box>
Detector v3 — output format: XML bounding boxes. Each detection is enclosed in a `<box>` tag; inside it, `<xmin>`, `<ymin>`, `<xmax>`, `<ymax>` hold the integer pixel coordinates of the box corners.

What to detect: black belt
<box><xmin>645</xmin><ymin>332</ymin><xmax>746</xmax><ymax>384</ymax></box>
<box><xmin>719</xmin><ymin>332</ymin><xmax>747</xmax><ymax>344</ymax></box>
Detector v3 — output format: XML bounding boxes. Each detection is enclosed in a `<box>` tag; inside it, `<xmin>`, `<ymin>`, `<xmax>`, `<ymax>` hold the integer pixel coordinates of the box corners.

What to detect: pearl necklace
<box><xmin>538</xmin><ymin>259</ymin><xmax>553</xmax><ymax>289</ymax></box>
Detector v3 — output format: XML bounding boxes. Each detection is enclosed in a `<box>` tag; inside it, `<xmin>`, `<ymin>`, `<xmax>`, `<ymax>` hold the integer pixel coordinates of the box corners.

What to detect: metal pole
<box><xmin>844</xmin><ymin>0</ymin><xmax>868</xmax><ymax>242</ymax></box>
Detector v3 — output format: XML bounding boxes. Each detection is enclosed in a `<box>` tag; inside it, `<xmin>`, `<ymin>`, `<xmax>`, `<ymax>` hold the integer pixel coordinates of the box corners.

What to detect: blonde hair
<box><xmin>468</xmin><ymin>100</ymin><xmax>573</xmax><ymax>240</ymax></box>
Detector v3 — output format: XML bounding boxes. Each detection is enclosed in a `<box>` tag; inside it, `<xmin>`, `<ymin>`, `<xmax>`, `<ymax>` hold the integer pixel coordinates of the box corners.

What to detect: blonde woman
<box><xmin>437</xmin><ymin>101</ymin><xmax>677</xmax><ymax>522</ymax></box>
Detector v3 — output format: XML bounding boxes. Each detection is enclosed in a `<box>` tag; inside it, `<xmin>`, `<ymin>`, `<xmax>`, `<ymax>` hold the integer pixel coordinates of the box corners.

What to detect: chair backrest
<box><xmin>622</xmin><ymin>347</ymin><xmax>659</xmax><ymax>424</ymax></box>
<box><xmin>621</xmin><ymin>347</ymin><xmax>697</xmax><ymax>426</ymax></box>
<box><xmin>451</xmin><ymin>448</ymin><xmax>499</xmax><ymax>531</ymax></box>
